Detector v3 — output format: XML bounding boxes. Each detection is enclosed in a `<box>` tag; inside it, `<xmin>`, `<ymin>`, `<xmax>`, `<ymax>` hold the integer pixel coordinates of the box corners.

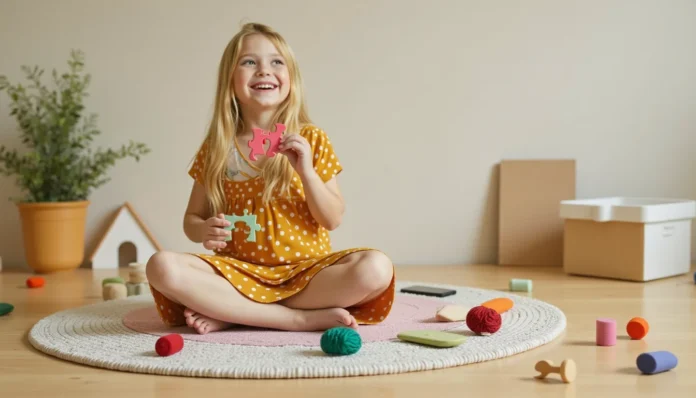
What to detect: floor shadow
<box><xmin>137</xmin><ymin>351</ymin><xmax>161</xmax><ymax>357</ymax></box>
<box><xmin>419</xmin><ymin>317</ymin><xmax>466</xmax><ymax>324</ymax></box>
<box><xmin>564</xmin><ymin>340</ymin><xmax>596</xmax><ymax>346</ymax></box>
<box><xmin>297</xmin><ymin>350</ymin><xmax>331</xmax><ymax>357</ymax></box>
<box><xmin>518</xmin><ymin>376</ymin><xmax>566</xmax><ymax>384</ymax></box>
<box><xmin>616</xmin><ymin>366</ymin><xmax>641</xmax><ymax>376</ymax></box>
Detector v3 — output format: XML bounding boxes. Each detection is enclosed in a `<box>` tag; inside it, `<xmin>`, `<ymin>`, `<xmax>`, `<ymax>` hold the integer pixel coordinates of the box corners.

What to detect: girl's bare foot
<box><xmin>294</xmin><ymin>308</ymin><xmax>358</xmax><ymax>331</ymax></box>
<box><xmin>184</xmin><ymin>308</ymin><xmax>234</xmax><ymax>335</ymax></box>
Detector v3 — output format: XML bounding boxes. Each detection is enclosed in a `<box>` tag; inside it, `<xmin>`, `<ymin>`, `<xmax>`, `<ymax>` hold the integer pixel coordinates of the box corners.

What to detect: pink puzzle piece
<box><xmin>248</xmin><ymin>123</ymin><xmax>286</xmax><ymax>161</ymax></box>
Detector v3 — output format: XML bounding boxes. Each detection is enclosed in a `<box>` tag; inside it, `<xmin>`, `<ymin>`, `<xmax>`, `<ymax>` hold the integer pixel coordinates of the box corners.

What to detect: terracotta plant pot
<box><xmin>17</xmin><ymin>200</ymin><xmax>90</xmax><ymax>273</ymax></box>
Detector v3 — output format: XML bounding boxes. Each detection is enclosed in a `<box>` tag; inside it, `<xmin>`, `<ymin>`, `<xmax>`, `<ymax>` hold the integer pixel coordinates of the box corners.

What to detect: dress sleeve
<box><xmin>302</xmin><ymin>126</ymin><xmax>343</xmax><ymax>183</ymax></box>
<box><xmin>188</xmin><ymin>141</ymin><xmax>208</xmax><ymax>186</ymax></box>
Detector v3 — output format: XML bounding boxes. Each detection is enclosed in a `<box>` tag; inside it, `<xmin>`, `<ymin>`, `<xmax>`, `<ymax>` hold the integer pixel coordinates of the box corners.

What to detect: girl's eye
<box><xmin>272</xmin><ymin>59</ymin><xmax>284</xmax><ymax>65</ymax></box>
<box><xmin>242</xmin><ymin>59</ymin><xmax>255</xmax><ymax>65</ymax></box>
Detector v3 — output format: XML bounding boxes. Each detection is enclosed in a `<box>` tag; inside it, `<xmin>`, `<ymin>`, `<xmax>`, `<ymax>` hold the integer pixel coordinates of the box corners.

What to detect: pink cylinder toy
<box><xmin>596</xmin><ymin>318</ymin><xmax>617</xmax><ymax>346</ymax></box>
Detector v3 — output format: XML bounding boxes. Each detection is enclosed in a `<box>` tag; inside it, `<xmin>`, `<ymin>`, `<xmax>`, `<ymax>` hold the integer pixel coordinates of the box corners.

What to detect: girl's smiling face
<box><xmin>232</xmin><ymin>33</ymin><xmax>290</xmax><ymax>112</ymax></box>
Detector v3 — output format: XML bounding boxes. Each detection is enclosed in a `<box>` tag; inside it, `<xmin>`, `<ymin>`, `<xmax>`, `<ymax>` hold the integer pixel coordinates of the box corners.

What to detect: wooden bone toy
<box><xmin>534</xmin><ymin>359</ymin><xmax>577</xmax><ymax>383</ymax></box>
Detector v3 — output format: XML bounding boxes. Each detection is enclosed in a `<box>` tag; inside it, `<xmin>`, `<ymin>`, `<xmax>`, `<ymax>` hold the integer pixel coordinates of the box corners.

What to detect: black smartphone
<box><xmin>400</xmin><ymin>285</ymin><xmax>456</xmax><ymax>297</ymax></box>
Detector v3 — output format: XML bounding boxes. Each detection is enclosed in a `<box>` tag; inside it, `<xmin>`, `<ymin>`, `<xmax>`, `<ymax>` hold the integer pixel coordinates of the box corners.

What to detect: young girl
<box><xmin>146</xmin><ymin>22</ymin><xmax>395</xmax><ymax>335</ymax></box>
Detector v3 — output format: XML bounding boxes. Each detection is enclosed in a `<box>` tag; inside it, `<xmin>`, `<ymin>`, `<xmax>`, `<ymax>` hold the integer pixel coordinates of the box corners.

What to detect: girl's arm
<box><xmin>300</xmin><ymin>171</ymin><xmax>344</xmax><ymax>230</ymax></box>
<box><xmin>279</xmin><ymin>132</ymin><xmax>345</xmax><ymax>231</ymax></box>
<box><xmin>183</xmin><ymin>181</ymin><xmax>231</xmax><ymax>249</ymax></box>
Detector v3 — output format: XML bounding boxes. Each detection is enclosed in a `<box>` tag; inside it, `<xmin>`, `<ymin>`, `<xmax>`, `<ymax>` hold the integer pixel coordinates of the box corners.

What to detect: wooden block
<box><xmin>498</xmin><ymin>159</ymin><xmax>576</xmax><ymax>266</ymax></box>
<box><xmin>435</xmin><ymin>305</ymin><xmax>470</xmax><ymax>322</ymax></box>
<box><xmin>129</xmin><ymin>270</ymin><xmax>148</xmax><ymax>284</ymax></box>
<box><xmin>103</xmin><ymin>283</ymin><xmax>127</xmax><ymax>300</ymax></box>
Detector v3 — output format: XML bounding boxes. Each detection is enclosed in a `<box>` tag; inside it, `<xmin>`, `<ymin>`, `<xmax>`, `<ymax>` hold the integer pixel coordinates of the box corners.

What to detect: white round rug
<box><xmin>28</xmin><ymin>280</ymin><xmax>566</xmax><ymax>379</ymax></box>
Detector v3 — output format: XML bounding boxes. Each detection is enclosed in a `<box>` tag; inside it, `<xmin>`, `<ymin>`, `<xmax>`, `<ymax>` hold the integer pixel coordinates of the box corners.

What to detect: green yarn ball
<box><xmin>102</xmin><ymin>277</ymin><xmax>125</xmax><ymax>286</ymax></box>
<box><xmin>0</xmin><ymin>303</ymin><xmax>15</xmax><ymax>316</ymax></box>
<box><xmin>320</xmin><ymin>327</ymin><xmax>362</xmax><ymax>355</ymax></box>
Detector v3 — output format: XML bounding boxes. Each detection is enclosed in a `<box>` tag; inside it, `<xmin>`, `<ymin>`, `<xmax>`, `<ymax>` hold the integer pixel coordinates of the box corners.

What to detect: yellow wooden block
<box><xmin>435</xmin><ymin>305</ymin><xmax>470</xmax><ymax>322</ymax></box>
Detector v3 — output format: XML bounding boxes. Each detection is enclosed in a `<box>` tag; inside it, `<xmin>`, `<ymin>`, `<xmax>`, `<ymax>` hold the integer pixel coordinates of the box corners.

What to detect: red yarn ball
<box><xmin>466</xmin><ymin>306</ymin><xmax>502</xmax><ymax>335</ymax></box>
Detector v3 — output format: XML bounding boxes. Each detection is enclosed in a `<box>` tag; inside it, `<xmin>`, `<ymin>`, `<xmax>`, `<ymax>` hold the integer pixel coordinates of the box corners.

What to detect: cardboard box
<box><xmin>498</xmin><ymin>159</ymin><xmax>575</xmax><ymax>266</ymax></box>
<box><xmin>560</xmin><ymin>197</ymin><xmax>696</xmax><ymax>281</ymax></box>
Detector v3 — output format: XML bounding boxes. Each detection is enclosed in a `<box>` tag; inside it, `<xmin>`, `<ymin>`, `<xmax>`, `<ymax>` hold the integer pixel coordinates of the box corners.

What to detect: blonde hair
<box><xmin>198</xmin><ymin>22</ymin><xmax>311</xmax><ymax>215</ymax></box>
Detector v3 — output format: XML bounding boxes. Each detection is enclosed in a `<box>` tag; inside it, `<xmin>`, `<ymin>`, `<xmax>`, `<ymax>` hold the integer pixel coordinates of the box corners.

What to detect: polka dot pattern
<box><xmin>152</xmin><ymin>125</ymin><xmax>393</xmax><ymax>326</ymax></box>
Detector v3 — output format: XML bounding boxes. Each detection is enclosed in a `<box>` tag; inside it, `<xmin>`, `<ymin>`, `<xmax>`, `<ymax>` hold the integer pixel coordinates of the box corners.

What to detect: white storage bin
<box><xmin>560</xmin><ymin>197</ymin><xmax>696</xmax><ymax>282</ymax></box>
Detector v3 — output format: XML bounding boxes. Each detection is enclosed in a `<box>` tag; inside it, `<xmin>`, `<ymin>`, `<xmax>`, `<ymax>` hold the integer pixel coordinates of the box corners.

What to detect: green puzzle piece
<box><xmin>224</xmin><ymin>209</ymin><xmax>262</xmax><ymax>242</ymax></box>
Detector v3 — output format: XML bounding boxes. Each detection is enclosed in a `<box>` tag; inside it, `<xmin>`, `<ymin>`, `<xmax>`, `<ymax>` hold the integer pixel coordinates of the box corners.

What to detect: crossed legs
<box><xmin>145</xmin><ymin>250</ymin><xmax>393</xmax><ymax>334</ymax></box>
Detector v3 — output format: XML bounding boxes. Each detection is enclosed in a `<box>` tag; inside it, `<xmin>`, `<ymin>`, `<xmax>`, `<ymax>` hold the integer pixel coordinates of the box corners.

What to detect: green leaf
<box><xmin>0</xmin><ymin>50</ymin><xmax>151</xmax><ymax>203</ymax></box>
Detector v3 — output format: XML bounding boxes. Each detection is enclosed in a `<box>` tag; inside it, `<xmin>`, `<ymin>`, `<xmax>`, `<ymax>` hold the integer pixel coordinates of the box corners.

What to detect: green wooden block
<box><xmin>0</xmin><ymin>303</ymin><xmax>15</xmax><ymax>316</ymax></box>
<box><xmin>102</xmin><ymin>277</ymin><xmax>125</xmax><ymax>286</ymax></box>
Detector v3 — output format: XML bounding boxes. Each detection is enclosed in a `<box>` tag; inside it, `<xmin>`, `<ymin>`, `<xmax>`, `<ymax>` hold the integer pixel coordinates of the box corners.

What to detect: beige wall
<box><xmin>1</xmin><ymin>0</ymin><xmax>696</xmax><ymax>270</ymax></box>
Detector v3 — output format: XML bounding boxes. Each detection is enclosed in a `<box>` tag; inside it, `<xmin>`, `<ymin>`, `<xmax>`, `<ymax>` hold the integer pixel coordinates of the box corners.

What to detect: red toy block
<box><xmin>26</xmin><ymin>277</ymin><xmax>45</xmax><ymax>288</ymax></box>
<box><xmin>155</xmin><ymin>333</ymin><xmax>184</xmax><ymax>356</ymax></box>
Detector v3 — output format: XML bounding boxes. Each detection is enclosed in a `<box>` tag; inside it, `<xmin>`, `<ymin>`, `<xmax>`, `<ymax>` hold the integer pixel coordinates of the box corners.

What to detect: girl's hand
<box><xmin>202</xmin><ymin>213</ymin><xmax>231</xmax><ymax>250</ymax></box>
<box><xmin>279</xmin><ymin>133</ymin><xmax>313</xmax><ymax>178</ymax></box>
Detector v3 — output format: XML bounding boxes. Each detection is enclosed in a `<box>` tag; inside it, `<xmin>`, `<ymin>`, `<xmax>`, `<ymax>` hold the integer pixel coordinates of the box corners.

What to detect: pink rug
<box><xmin>122</xmin><ymin>294</ymin><xmax>464</xmax><ymax>346</ymax></box>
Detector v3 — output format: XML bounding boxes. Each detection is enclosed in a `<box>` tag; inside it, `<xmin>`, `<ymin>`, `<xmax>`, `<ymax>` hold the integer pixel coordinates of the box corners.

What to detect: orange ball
<box><xmin>26</xmin><ymin>276</ymin><xmax>45</xmax><ymax>288</ymax></box>
<box><xmin>627</xmin><ymin>317</ymin><xmax>649</xmax><ymax>340</ymax></box>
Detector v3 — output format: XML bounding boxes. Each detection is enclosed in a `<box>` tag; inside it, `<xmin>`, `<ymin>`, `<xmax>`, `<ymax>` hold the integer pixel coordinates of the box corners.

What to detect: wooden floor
<box><xmin>1</xmin><ymin>264</ymin><xmax>694</xmax><ymax>397</ymax></box>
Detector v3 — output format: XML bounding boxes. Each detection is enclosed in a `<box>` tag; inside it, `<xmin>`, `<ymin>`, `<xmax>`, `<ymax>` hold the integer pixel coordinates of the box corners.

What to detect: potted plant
<box><xmin>0</xmin><ymin>50</ymin><xmax>150</xmax><ymax>273</ymax></box>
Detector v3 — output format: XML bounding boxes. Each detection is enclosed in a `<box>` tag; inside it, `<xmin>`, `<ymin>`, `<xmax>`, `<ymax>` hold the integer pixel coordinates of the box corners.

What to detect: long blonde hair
<box><xmin>198</xmin><ymin>22</ymin><xmax>311</xmax><ymax>215</ymax></box>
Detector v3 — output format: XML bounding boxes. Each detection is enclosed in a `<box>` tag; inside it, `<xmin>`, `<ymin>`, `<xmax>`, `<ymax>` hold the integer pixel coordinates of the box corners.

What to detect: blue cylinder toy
<box><xmin>636</xmin><ymin>351</ymin><xmax>678</xmax><ymax>374</ymax></box>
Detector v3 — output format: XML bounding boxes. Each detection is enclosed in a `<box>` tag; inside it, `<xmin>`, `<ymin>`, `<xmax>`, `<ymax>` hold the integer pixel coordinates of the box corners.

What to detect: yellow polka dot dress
<box><xmin>151</xmin><ymin>125</ymin><xmax>395</xmax><ymax>326</ymax></box>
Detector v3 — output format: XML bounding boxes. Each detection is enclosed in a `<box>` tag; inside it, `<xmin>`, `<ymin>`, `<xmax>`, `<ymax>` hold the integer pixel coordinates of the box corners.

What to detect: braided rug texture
<box><xmin>28</xmin><ymin>281</ymin><xmax>566</xmax><ymax>379</ymax></box>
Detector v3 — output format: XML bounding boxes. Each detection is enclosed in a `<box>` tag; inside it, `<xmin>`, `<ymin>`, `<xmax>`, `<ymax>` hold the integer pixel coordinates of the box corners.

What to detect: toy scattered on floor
<box><xmin>435</xmin><ymin>305</ymin><xmax>470</xmax><ymax>322</ymax></box>
<box><xmin>627</xmin><ymin>317</ymin><xmax>649</xmax><ymax>340</ymax></box>
<box><xmin>102</xmin><ymin>277</ymin><xmax>125</xmax><ymax>286</ymax></box>
<box><xmin>156</xmin><ymin>333</ymin><xmax>184</xmax><ymax>356</ymax></box>
<box><xmin>596</xmin><ymin>318</ymin><xmax>616</xmax><ymax>346</ymax></box>
<box><xmin>248</xmin><ymin>123</ymin><xmax>286</xmax><ymax>161</ymax></box>
<box><xmin>481</xmin><ymin>297</ymin><xmax>514</xmax><ymax>314</ymax></box>
<box><xmin>0</xmin><ymin>303</ymin><xmax>14</xmax><ymax>316</ymax></box>
<box><xmin>26</xmin><ymin>276</ymin><xmax>45</xmax><ymax>288</ymax></box>
<box><xmin>224</xmin><ymin>209</ymin><xmax>262</xmax><ymax>243</ymax></box>
<box><xmin>126</xmin><ymin>262</ymin><xmax>149</xmax><ymax>296</ymax></box>
<box><xmin>466</xmin><ymin>306</ymin><xmax>502</xmax><ymax>335</ymax></box>
<box><xmin>397</xmin><ymin>330</ymin><xmax>467</xmax><ymax>348</ymax></box>
<box><xmin>636</xmin><ymin>351</ymin><xmax>677</xmax><ymax>374</ymax></box>
<box><xmin>103</xmin><ymin>283</ymin><xmax>127</xmax><ymax>300</ymax></box>
<box><xmin>320</xmin><ymin>327</ymin><xmax>362</xmax><ymax>355</ymax></box>
<box><xmin>534</xmin><ymin>359</ymin><xmax>577</xmax><ymax>383</ymax></box>
<box><xmin>509</xmin><ymin>279</ymin><xmax>532</xmax><ymax>292</ymax></box>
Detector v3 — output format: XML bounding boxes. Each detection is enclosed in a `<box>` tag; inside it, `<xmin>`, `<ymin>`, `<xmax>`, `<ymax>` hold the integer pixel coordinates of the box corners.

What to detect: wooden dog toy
<box><xmin>534</xmin><ymin>359</ymin><xmax>577</xmax><ymax>383</ymax></box>
<box><xmin>627</xmin><ymin>317</ymin><xmax>649</xmax><ymax>340</ymax></box>
<box><xmin>509</xmin><ymin>279</ymin><xmax>532</xmax><ymax>292</ymax></box>
<box><xmin>596</xmin><ymin>318</ymin><xmax>616</xmax><ymax>346</ymax></box>
<box><xmin>636</xmin><ymin>351</ymin><xmax>678</xmax><ymax>374</ymax></box>
<box><xmin>156</xmin><ymin>333</ymin><xmax>184</xmax><ymax>356</ymax></box>
<box><xmin>248</xmin><ymin>123</ymin><xmax>285</xmax><ymax>161</ymax></box>
<box><xmin>224</xmin><ymin>209</ymin><xmax>262</xmax><ymax>242</ymax></box>
<box><xmin>26</xmin><ymin>276</ymin><xmax>45</xmax><ymax>288</ymax></box>
<box><xmin>436</xmin><ymin>305</ymin><xmax>470</xmax><ymax>322</ymax></box>
<box><xmin>103</xmin><ymin>283</ymin><xmax>127</xmax><ymax>300</ymax></box>
<box><xmin>481</xmin><ymin>297</ymin><xmax>514</xmax><ymax>314</ymax></box>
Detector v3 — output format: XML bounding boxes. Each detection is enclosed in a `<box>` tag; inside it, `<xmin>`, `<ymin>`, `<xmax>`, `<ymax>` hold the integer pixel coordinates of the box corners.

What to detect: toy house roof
<box><xmin>88</xmin><ymin>201</ymin><xmax>163</xmax><ymax>262</ymax></box>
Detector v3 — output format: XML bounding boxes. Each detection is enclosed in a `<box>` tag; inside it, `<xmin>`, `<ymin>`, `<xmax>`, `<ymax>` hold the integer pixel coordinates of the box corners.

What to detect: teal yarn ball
<box><xmin>320</xmin><ymin>327</ymin><xmax>362</xmax><ymax>355</ymax></box>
